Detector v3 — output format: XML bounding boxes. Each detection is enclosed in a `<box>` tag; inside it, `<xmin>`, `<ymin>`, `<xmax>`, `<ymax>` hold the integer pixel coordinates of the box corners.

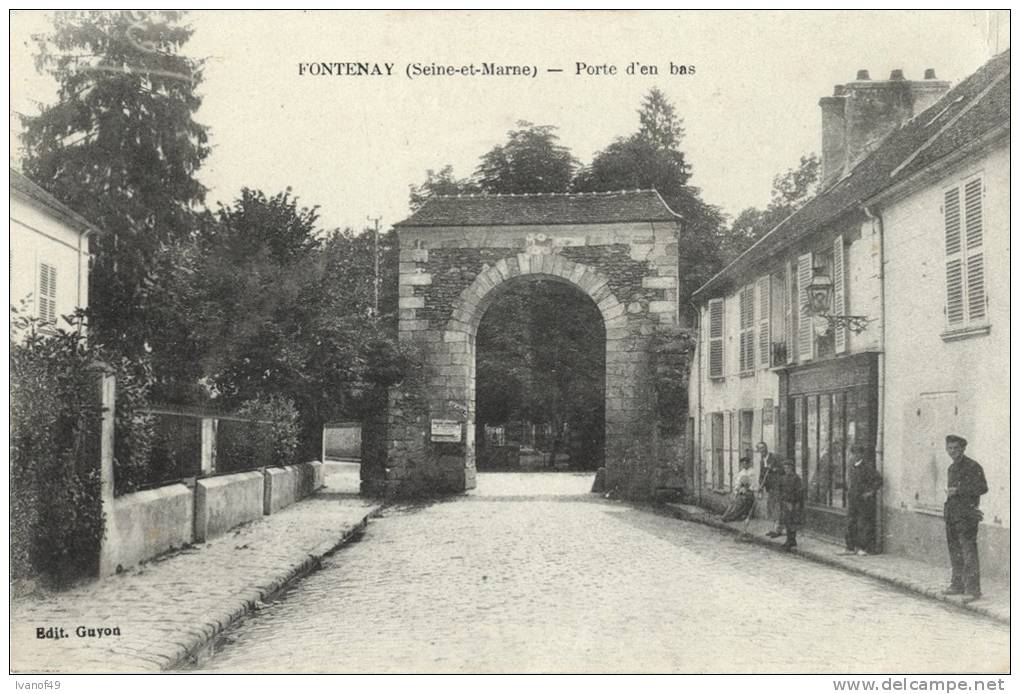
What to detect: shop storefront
<box><xmin>779</xmin><ymin>352</ymin><xmax>879</xmax><ymax>542</ymax></box>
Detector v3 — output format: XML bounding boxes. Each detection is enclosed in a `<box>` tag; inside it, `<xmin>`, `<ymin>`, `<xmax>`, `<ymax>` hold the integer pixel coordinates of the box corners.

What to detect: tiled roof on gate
<box><xmin>394</xmin><ymin>189</ymin><xmax>682</xmax><ymax>227</ymax></box>
<box><xmin>694</xmin><ymin>50</ymin><xmax>1010</xmax><ymax>300</ymax></box>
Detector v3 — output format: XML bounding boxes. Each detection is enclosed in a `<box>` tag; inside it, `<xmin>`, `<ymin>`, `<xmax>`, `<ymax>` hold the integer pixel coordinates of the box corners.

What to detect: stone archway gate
<box><xmin>364</xmin><ymin>190</ymin><xmax>683</xmax><ymax>499</ymax></box>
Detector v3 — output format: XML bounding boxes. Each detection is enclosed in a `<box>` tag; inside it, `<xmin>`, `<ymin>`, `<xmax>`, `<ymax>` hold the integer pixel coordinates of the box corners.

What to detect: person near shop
<box><xmin>757</xmin><ymin>442</ymin><xmax>784</xmax><ymax>538</ymax></box>
<box><xmin>721</xmin><ymin>457</ymin><xmax>755</xmax><ymax>522</ymax></box>
<box><xmin>839</xmin><ymin>443</ymin><xmax>883</xmax><ymax>556</ymax></box>
<box><xmin>778</xmin><ymin>460</ymin><xmax>805</xmax><ymax>550</ymax></box>
<box><xmin>942</xmin><ymin>435</ymin><xmax>988</xmax><ymax>602</ymax></box>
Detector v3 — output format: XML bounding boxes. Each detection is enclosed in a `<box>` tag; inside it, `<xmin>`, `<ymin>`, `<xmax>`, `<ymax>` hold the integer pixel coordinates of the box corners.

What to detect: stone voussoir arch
<box><xmin>446</xmin><ymin>252</ymin><xmax>627</xmax><ymax>339</ymax></box>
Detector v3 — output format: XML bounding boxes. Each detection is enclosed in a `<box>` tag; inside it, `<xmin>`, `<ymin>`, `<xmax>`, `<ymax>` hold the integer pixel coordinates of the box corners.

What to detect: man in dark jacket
<box><xmin>840</xmin><ymin>443</ymin><xmax>883</xmax><ymax>556</ymax></box>
<box><xmin>943</xmin><ymin>435</ymin><xmax>988</xmax><ymax>602</ymax></box>
<box><xmin>757</xmin><ymin>442</ymin><xmax>784</xmax><ymax>537</ymax></box>
<box><xmin>778</xmin><ymin>460</ymin><xmax>805</xmax><ymax>549</ymax></box>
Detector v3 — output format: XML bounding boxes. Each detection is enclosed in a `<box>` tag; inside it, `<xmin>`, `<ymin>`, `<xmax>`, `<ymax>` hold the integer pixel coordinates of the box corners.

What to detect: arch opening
<box><xmin>474</xmin><ymin>275</ymin><xmax>606</xmax><ymax>475</ymax></box>
<box><xmin>375</xmin><ymin>243</ymin><xmax>673</xmax><ymax>500</ymax></box>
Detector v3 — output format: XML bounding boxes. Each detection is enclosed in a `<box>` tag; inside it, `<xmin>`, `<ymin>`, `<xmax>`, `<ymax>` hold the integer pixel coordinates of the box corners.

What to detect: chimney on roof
<box><xmin>819</xmin><ymin>68</ymin><xmax>951</xmax><ymax>189</ymax></box>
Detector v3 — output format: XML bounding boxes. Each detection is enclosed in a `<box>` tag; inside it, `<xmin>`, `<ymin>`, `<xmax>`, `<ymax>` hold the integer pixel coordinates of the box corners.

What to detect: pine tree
<box><xmin>21</xmin><ymin>10</ymin><xmax>209</xmax><ymax>355</ymax></box>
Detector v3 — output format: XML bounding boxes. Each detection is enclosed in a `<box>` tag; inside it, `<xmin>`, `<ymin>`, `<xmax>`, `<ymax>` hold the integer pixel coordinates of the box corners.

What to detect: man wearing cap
<box><xmin>943</xmin><ymin>435</ymin><xmax>988</xmax><ymax>602</ymax></box>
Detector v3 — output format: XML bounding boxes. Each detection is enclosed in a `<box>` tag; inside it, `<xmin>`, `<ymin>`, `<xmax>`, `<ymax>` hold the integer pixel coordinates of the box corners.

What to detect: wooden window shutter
<box><xmin>944</xmin><ymin>186</ymin><xmax>965</xmax><ymax>326</ymax></box>
<box><xmin>38</xmin><ymin>262</ymin><xmax>57</xmax><ymax>323</ymax></box>
<box><xmin>797</xmin><ymin>252</ymin><xmax>814</xmax><ymax>361</ymax></box>
<box><xmin>944</xmin><ymin>178</ymin><xmax>986</xmax><ymax>328</ymax></box>
<box><xmin>708</xmin><ymin>298</ymin><xmax>725</xmax><ymax>378</ymax></box>
<box><xmin>785</xmin><ymin>262</ymin><xmax>794</xmax><ymax>364</ymax></box>
<box><xmin>832</xmin><ymin>235</ymin><xmax>847</xmax><ymax>353</ymax></box>
<box><xmin>757</xmin><ymin>275</ymin><xmax>770</xmax><ymax>367</ymax></box>
<box><xmin>945</xmin><ymin>258</ymin><xmax>964</xmax><ymax>325</ymax></box>
<box><xmin>738</xmin><ymin>286</ymin><xmax>754</xmax><ymax>373</ymax></box>
<box><xmin>963</xmin><ymin>177</ymin><xmax>985</xmax><ymax>322</ymax></box>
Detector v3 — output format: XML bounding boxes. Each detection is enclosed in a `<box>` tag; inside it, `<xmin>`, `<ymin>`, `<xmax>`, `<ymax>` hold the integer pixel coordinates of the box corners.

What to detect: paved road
<box><xmin>197</xmin><ymin>472</ymin><xmax>1009</xmax><ymax>673</ymax></box>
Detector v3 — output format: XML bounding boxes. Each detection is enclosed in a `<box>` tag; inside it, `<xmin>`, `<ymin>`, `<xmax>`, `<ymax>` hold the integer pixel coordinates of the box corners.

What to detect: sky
<box><xmin>8</xmin><ymin>10</ymin><xmax>1003</xmax><ymax>234</ymax></box>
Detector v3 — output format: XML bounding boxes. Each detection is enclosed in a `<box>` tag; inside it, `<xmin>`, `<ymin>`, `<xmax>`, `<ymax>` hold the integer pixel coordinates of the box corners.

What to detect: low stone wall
<box><xmin>264</xmin><ymin>462</ymin><xmax>324</xmax><ymax>515</ymax></box>
<box><xmin>100</xmin><ymin>484</ymin><xmax>193</xmax><ymax>577</ymax></box>
<box><xmin>100</xmin><ymin>461</ymin><xmax>328</xmax><ymax>576</ymax></box>
<box><xmin>194</xmin><ymin>471</ymin><xmax>264</xmax><ymax>543</ymax></box>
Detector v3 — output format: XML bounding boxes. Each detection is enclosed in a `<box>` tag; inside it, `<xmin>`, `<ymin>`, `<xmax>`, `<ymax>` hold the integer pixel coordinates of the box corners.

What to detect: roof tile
<box><xmin>395</xmin><ymin>190</ymin><xmax>681</xmax><ymax>227</ymax></box>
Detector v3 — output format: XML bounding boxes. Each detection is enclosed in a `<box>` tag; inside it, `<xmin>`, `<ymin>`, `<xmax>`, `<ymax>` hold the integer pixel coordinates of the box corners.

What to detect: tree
<box><xmin>158</xmin><ymin>188</ymin><xmax>401</xmax><ymax>457</ymax></box>
<box><xmin>573</xmin><ymin>88</ymin><xmax>725</xmax><ymax>314</ymax></box>
<box><xmin>21</xmin><ymin>11</ymin><xmax>209</xmax><ymax>357</ymax></box>
<box><xmin>639</xmin><ymin>87</ymin><xmax>686</xmax><ymax>151</ymax></box>
<box><xmin>723</xmin><ymin>154</ymin><xmax>820</xmax><ymax>262</ymax></box>
<box><xmin>475</xmin><ymin>121</ymin><xmax>577</xmax><ymax>194</ymax></box>
<box><xmin>408</xmin><ymin>165</ymin><xmax>478</xmax><ymax>211</ymax></box>
<box><xmin>408</xmin><ymin>121</ymin><xmax>577</xmax><ymax>210</ymax></box>
<box><xmin>572</xmin><ymin>135</ymin><xmax>690</xmax><ymax>194</ymax></box>
<box><xmin>180</xmin><ymin>189</ymin><xmax>324</xmax><ymax>404</ymax></box>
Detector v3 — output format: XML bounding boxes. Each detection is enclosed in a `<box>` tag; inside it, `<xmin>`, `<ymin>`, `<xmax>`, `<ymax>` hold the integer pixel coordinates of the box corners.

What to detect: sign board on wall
<box><xmin>763</xmin><ymin>399</ymin><xmax>774</xmax><ymax>425</ymax></box>
<box><xmin>430</xmin><ymin>419</ymin><xmax>462</xmax><ymax>443</ymax></box>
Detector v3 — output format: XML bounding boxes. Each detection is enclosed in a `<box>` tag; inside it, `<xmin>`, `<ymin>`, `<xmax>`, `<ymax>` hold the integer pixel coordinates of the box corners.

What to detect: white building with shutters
<box><xmin>10</xmin><ymin>168</ymin><xmax>95</xmax><ymax>332</ymax></box>
<box><xmin>688</xmin><ymin>51</ymin><xmax>1009</xmax><ymax>581</ymax></box>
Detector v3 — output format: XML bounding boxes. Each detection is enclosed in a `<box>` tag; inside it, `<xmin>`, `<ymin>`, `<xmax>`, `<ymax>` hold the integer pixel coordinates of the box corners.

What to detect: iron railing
<box><xmin>130</xmin><ymin>406</ymin><xmax>289</xmax><ymax>492</ymax></box>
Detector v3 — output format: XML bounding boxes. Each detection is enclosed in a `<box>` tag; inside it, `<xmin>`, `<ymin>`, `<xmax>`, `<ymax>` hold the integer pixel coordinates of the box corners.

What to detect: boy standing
<box><xmin>779</xmin><ymin>460</ymin><xmax>805</xmax><ymax>550</ymax></box>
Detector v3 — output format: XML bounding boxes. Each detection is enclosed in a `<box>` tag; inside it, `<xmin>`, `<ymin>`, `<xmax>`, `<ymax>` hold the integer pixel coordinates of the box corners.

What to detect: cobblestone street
<box><xmin>199</xmin><ymin>472</ymin><xmax>1009</xmax><ymax>674</ymax></box>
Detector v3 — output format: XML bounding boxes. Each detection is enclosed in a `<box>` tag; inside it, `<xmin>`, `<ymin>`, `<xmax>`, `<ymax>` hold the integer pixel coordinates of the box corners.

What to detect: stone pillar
<box><xmin>96</xmin><ymin>369</ymin><xmax>118</xmax><ymax>577</ymax></box>
<box><xmin>201</xmin><ymin>417</ymin><xmax>217</xmax><ymax>475</ymax></box>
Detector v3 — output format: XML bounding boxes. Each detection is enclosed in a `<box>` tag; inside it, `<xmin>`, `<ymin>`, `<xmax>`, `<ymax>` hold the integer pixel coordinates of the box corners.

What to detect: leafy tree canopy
<box><xmin>475</xmin><ymin>121</ymin><xmax>578</xmax><ymax>194</ymax></box>
<box><xmin>409</xmin><ymin>121</ymin><xmax>577</xmax><ymax>209</ymax></box>
<box><xmin>408</xmin><ymin>165</ymin><xmax>478</xmax><ymax>212</ymax></box>
<box><xmin>154</xmin><ymin>187</ymin><xmax>400</xmax><ymax>456</ymax></box>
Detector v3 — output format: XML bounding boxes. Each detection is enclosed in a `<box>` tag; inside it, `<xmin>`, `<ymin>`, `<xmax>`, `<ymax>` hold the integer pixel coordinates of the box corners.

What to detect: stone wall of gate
<box><xmin>363</xmin><ymin>220</ymin><xmax>683</xmax><ymax>499</ymax></box>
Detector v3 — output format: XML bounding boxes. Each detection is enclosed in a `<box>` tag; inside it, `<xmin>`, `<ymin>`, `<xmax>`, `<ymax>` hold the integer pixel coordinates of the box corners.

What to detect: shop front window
<box><xmin>791</xmin><ymin>385</ymin><xmax>873</xmax><ymax>510</ymax></box>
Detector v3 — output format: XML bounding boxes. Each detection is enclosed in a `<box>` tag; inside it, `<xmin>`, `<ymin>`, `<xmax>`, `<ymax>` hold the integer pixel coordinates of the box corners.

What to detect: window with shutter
<box><xmin>785</xmin><ymin>262</ymin><xmax>795</xmax><ymax>364</ymax></box>
<box><xmin>38</xmin><ymin>262</ymin><xmax>57</xmax><ymax>324</ymax></box>
<box><xmin>797</xmin><ymin>253</ymin><xmax>814</xmax><ymax>361</ymax></box>
<box><xmin>757</xmin><ymin>276</ymin><xmax>770</xmax><ymax>367</ymax></box>
<box><xmin>768</xmin><ymin>268</ymin><xmax>787</xmax><ymax>366</ymax></box>
<box><xmin>944</xmin><ymin>176</ymin><xmax>987</xmax><ymax>330</ymax></box>
<box><xmin>832</xmin><ymin>235</ymin><xmax>847</xmax><ymax>353</ymax></box>
<box><xmin>963</xmin><ymin>178</ymin><xmax>985</xmax><ymax>322</ymax></box>
<box><xmin>738</xmin><ymin>286</ymin><xmax>755</xmax><ymax>374</ymax></box>
<box><xmin>708</xmin><ymin>298</ymin><xmax>725</xmax><ymax>379</ymax></box>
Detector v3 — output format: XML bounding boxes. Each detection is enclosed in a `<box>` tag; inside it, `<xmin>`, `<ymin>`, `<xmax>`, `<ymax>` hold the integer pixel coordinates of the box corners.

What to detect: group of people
<box><xmin>718</xmin><ymin>436</ymin><xmax>987</xmax><ymax>601</ymax></box>
<box><xmin>720</xmin><ymin>442</ymin><xmax>808</xmax><ymax>550</ymax></box>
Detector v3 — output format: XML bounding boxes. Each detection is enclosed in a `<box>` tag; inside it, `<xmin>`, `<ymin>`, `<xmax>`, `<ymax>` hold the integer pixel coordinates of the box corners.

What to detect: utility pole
<box><xmin>367</xmin><ymin>215</ymin><xmax>382</xmax><ymax>319</ymax></box>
